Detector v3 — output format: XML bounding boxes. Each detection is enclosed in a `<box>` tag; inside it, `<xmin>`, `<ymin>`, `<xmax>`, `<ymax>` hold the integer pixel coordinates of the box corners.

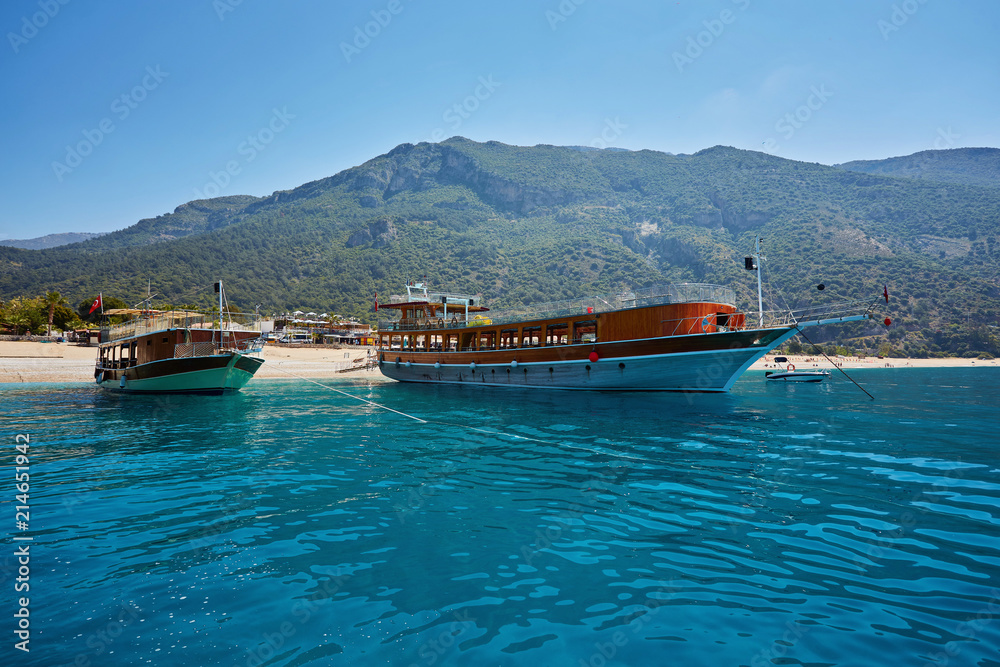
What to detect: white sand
<box><xmin>0</xmin><ymin>341</ymin><xmax>994</xmax><ymax>384</ymax></box>
<box><xmin>751</xmin><ymin>354</ymin><xmax>998</xmax><ymax>371</ymax></box>
<box><xmin>0</xmin><ymin>341</ymin><xmax>388</xmax><ymax>383</ymax></box>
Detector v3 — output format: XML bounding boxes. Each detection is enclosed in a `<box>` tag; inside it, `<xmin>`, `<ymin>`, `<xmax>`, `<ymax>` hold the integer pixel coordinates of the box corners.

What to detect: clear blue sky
<box><xmin>2</xmin><ymin>0</ymin><xmax>998</xmax><ymax>240</ymax></box>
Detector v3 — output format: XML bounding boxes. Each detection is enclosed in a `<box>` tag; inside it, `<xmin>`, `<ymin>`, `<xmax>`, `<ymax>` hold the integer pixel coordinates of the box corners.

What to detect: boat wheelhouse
<box><xmin>376</xmin><ymin>281</ymin><xmax>875</xmax><ymax>392</ymax></box>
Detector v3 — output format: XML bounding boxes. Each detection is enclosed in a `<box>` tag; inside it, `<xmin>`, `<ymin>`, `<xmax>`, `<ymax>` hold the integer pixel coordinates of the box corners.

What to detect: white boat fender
<box><xmin>434</xmin><ymin>361</ymin><xmax>441</xmax><ymax>369</ymax></box>
<box><xmin>120</xmin><ymin>374</ymin><xmax>126</xmax><ymax>389</ymax></box>
<box><xmin>510</xmin><ymin>360</ymin><xmax>518</xmax><ymax>368</ymax></box>
<box><xmin>469</xmin><ymin>362</ymin><xmax>476</xmax><ymax>371</ymax></box>
<box><xmin>787</xmin><ymin>364</ymin><xmax>795</xmax><ymax>372</ymax></box>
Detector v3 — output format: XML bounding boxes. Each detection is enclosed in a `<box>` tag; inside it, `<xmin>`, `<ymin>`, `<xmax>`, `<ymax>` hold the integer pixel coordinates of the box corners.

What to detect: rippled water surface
<box><xmin>3</xmin><ymin>368</ymin><xmax>1000</xmax><ymax>666</ymax></box>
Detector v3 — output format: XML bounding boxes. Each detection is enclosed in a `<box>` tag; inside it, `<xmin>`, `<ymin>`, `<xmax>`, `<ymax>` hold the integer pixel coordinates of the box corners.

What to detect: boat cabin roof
<box><xmin>383</xmin><ymin>282</ymin><xmax>489</xmax><ymax>312</ymax></box>
<box><xmin>379</xmin><ymin>300</ymin><xmax>490</xmax><ymax>313</ymax></box>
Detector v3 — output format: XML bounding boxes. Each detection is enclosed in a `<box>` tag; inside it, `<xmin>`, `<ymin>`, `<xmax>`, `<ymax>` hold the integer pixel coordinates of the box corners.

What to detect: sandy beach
<box><xmin>0</xmin><ymin>340</ymin><xmax>995</xmax><ymax>384</ymax></box>
<box><xmin>749</xmin><ymin>354</ymin><xmax>998</xmax><ymax>371</ymax></box>
<box><xmin>0</xmin><ymin>341</ymin><xmax>388</xmax><ymax>384</ymax></box>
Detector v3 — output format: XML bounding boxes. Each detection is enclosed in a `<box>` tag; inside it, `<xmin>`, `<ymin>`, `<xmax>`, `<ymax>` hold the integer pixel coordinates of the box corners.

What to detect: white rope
<box><xmin>267</xmin><ymin>365</ymin><xmax>427</xmax><ymax>423</ymax></box>
<box><xmin>264</xmin><ymin>365</ymin><xmax>648</xmax><ymax>459</ymax></box>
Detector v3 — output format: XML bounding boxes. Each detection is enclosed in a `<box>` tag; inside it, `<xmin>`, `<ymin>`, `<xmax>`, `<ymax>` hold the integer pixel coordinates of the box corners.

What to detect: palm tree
<box><xmin>9</xmin><ymin>310</ymin><xmax>30</xmax><ymax>336</ymax></box>
<box><xmin>43</xmin><ymin>291</ymin><xmax>68</xmax><ymax>336</ymax></box>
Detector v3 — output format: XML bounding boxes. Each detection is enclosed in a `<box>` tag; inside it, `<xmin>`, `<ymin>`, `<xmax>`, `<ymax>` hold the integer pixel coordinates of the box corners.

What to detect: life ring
<box><xmin>786</xmin><ymin>363</ymin><xmax>795</xmax><ymax>372</ymax></box>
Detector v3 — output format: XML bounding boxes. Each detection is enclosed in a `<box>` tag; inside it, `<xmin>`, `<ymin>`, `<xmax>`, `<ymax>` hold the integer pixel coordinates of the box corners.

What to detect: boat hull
<box><xmin>378</xmin><ymin>328</ymin><xmax>799</xmax><ymax>392</ymax></box>
<box><xmin>765</xmin><ymin>371</ymin><xmax>829</xmax><ymax>383</ymax></box>
<box><xmin>376</xmin><ymin>280</ymin><xmax>873</xmax><ymax>392</ymax></box>
<box><xmin>96</xmin><ymin>352</ymin><xmax>264</xmax><ymax>395</ymax></box>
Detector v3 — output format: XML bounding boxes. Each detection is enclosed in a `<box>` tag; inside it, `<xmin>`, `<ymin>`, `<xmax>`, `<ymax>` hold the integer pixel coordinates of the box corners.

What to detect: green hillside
<box><xmin>1</xmin><ymin>138</ymin><xmax>998</xmax><ymax>357</ymax></box>
<box><xmin>835</xmin><ymin>147</ymin><xmax>1000</xmax><ymax>189</ymax></box>
<box><xmin>71</xmin><ymin>195</ymin><xmax>263</xmax><ymax>253</ymax></box>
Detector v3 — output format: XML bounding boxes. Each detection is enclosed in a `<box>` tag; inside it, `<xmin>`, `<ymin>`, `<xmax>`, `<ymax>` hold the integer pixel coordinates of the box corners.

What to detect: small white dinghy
<box><xmin>765</xmin><ymin>364</ymin><xmax>830</xmax><ymax>382</ymax></box>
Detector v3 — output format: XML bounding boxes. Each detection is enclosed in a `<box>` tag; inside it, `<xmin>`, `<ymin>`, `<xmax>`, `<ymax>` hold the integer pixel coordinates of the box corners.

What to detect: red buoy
<box><xmin>884</xmin><ymin>317</ymin><xmax>892</xmax><ymax>326</ymax></box>
<box><xmin>588</xmin><ymin>351</ymin><xmax>599</xmax><ymax>363</ymax></box>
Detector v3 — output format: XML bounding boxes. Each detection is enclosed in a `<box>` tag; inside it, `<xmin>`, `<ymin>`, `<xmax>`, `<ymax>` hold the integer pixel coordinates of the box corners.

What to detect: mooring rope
<box><xmin>267</xmin><ymin>364</ymin><xmax>428</xmax><ymax>423</ymax></box>
<box><xmin>263</xmin><ymin>364</ymin><xmax>651</xmax><ymax>459</ymax></box>
<box><xmin>793</xmin><ymin>324</ymin><xmax>875</xmax><ymax>400</ymax></box>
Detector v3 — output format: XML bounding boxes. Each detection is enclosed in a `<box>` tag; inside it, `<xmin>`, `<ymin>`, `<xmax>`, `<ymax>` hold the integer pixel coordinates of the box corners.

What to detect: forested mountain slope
<box><xmin>2</xmin><ymin>139</ymin><xmax>997</xmax><ymax>356</ymax></box>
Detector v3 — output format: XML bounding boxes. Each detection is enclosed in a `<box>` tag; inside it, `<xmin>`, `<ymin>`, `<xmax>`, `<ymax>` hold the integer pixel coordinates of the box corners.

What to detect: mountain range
<box><xmin>1</xmin><ymin>139</ymin><xmax>997</xmax><ymax>357</ymax></box>
<box><xmin>0</xmin><ymin>232</ymin><xmax>106</xmax><ymax>250</ymax></box>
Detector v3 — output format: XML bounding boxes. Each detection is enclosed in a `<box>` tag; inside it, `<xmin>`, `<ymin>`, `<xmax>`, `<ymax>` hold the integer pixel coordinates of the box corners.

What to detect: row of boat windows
<box><xmin>99</xmin><ymin>341</ymin><xmax>140</xmax><ymax>368</ymax></box>
<box><xmin>98</xmin><ymin>337</ymin><xmax>170</xmax><ymax>368</ymax></box>
<box><xmin>380</xmin><ymin>321</ymin><xmax>598</xmax><ymax>352</ymax></box>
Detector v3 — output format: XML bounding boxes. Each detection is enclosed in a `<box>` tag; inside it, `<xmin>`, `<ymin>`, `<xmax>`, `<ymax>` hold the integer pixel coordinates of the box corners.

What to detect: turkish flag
<box><xmin>88</xmin><ymin>294</ymin><xmax>102</xmax><ymax>314</ymax></box>
<box><xmin>883</xmin><ymin>285</ymin><xmax>889</xmax><ymax>304</ymax></box>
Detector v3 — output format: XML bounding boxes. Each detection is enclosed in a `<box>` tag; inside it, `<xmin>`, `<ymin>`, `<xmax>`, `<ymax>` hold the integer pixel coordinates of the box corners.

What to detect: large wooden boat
<box><xmin>94</xmin><ymin>289</ymin><xmax>265</xmax><ymax>394</ymax></box>
<box><xmin>376</xmin><ymin>280</ymin><xmax>876</xmax><ymax>392</ymax></box>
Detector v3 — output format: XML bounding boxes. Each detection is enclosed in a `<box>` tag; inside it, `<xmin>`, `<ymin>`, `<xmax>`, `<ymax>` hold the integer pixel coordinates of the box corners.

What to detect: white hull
<box><xmin>376</xmin><ymin>289</ymin><xmax>871</xmax><ymax>392</ymax></box>
<box><xmin>380</xmin><ymin>344</ymin><xmax>780</xmax><ymax>392</ymax></box>
<box><xmin>765</xmin><ymin>371</ymin><xmax>830</xmax><ymax>382</ymax></box>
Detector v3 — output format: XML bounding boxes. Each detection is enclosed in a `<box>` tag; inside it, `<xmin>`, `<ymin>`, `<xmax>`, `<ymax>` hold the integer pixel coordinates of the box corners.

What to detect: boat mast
<box><xmin>754</xmin><ymin>236</ymin><xmax>764</xmax><ymax>327</ymax></box>
<box><xmin>213</xmin><ymin>280</ymin><xmax>223</xmax><ymax>347</ymax></box>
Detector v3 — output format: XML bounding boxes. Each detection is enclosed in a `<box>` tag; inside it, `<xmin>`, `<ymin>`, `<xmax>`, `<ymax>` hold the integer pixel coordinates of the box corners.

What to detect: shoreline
<box><xmin>749</xmin><ymin>354</ymin><xmax>998</xmax><ymax>371</ymax></box>
<box><xmin>0</xmin><ymin>340</ymin><xmax>390</xmax><ymax>384</ymax></box>
<box><xmin>0</xmin><ymin>340</ymin><xmax>996</xmax><ymax>384</ymax></box>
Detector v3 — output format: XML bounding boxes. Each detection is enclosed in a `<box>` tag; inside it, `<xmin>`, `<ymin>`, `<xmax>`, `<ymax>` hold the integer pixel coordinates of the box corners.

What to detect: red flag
<box><xmin>883</xmin><ymin>285</ymin><xmax>889</xmax><ymax>304</ymax></box>
<box><xmin>88</xmin><ymin>294</ymin><xmax>102</xmax><ymax>314</ymax></box>
<box><xmin>374</xmin><ymin>292</ymin><xmax>378</xmax><ymax>312</ymax></box>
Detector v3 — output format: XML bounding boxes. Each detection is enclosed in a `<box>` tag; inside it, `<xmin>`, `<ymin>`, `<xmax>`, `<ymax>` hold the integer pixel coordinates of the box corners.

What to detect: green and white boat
<box><xmin>94</xmin><ymin>284</ymin><xmax>265</xmax><ymax>395</ymax></box>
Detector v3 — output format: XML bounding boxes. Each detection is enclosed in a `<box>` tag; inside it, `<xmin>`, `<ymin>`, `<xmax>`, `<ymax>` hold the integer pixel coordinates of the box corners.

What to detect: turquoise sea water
<box><xmin>3</xmin><ymin>368</ymin><xmax>1000</xmax><ymax>667</ymax></box>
